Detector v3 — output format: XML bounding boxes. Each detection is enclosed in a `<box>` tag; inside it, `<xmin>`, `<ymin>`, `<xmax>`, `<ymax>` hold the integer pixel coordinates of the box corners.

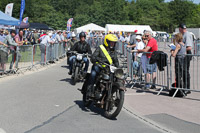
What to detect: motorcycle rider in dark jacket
<box><xmin>68</xmin><ymin>32</ymin><xmax>92</xmax><ymax>75</ymax></box>
<box><xmin>88</xmin><ymin>34</ymin><xmax>119</xmax><ymax>90</ymax></box>
<box><xmin>68</xmin><ymin>32</ymin><xmax>77</xmax><ymax>49</ymax></box>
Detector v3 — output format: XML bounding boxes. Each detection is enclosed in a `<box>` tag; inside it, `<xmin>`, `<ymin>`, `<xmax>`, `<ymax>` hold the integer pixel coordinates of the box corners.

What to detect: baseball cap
<box><xmin>48</xmin><ymin>32</ymin><xmax>52</xmax><ymax>36</ymax></box>
<box><xmin>179</xmin><ymin>24</ymin><xmax>186</xmax><ymax>29</ymax></box>
<box><xmin>134</xmin><ymin>30</ymin><xmax>138</xmax><ymax>33</ymax></box>
<box><xmin>136</xmin><ymin>35</ymin><xmax>142</xmax><ymax>40</ymax></box>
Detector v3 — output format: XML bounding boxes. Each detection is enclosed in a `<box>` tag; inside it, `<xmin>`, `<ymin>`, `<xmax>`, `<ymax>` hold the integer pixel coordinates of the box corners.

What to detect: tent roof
<box><xmin>0</xmin><ymin>10</ymin><xmax>20</xmax><ymax>26</ymax></box>
<box><xmin>15</xmin><ymin>21</ymin><xmax>30</xmax><ymax>29</ymax></box>
<box><xmin>29</xmin><ymin>23</ymin><xmax>50</xmax><ymax>30</ymax></box>
<box><xmin>75</xmin><ymin>23</ymin><xmax>105</xmax><ymax>33</ymax></box>
<box><xmin>105</xmin><ymin>24</ymin><xmax>153</xmax><ymax>33</ymax></box>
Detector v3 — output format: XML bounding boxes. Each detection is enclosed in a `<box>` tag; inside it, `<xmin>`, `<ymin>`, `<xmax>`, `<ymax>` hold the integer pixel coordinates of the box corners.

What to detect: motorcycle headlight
<box><xmin>114</xmin><ymin>68</ymin><xmax>124</xmax><ymax>79</ymax></box>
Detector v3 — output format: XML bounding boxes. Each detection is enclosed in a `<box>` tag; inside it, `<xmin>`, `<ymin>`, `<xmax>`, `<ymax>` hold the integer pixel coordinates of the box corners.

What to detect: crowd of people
<box><xmin>0</xmin><ymin>29</ymin><xmax>79</xmax><ymax>74</ymax></box>
<box><xmin>0</xmin><ymin>24</ymin><xmax>193</xmax><ymax>96</ymax></box>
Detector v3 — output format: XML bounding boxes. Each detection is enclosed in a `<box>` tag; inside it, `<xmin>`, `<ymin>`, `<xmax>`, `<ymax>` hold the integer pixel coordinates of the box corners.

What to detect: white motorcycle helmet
<box><xmin>72</xmin><ymin>32</ymin><xmax>76</xmax><ymax>38</ymax></box>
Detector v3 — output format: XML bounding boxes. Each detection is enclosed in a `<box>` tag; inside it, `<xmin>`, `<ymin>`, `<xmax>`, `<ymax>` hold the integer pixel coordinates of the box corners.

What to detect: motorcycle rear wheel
<box><xmin>104</xmin><ymin>89</ymin><xmax>124</xmax><ymax>119</ymax></box>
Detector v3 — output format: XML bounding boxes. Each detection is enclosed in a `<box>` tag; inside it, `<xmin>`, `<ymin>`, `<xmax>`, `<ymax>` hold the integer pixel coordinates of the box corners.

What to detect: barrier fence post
<box><xmin>31</xmin><ymin>45</ymin><xmax>34</xmax><ymax>68</ymax></box>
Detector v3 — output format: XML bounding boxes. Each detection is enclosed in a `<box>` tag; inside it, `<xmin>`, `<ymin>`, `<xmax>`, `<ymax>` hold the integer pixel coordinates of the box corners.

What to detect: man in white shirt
<box><xmin>40</xmin><ymin>32</ymin><xmax>53</xmax><ymax>65</ymax></box>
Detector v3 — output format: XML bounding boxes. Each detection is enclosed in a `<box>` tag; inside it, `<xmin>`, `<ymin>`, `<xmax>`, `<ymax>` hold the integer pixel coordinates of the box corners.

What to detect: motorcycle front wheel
<box><xmin>104</xmin><ymin>89</ymin><xmax>124</xmax><ymax>119</ymax></box>
<box><xmin>72</xmin><ymin>67</ymin><xmax>79</xmax><ymax>85</ymax></box>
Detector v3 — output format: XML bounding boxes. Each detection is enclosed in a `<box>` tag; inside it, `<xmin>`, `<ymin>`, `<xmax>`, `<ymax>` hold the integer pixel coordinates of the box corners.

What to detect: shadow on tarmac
<box><xmin>129</xmin><ymin>83</ymin><xmax>170</xmax><ymax>97</ymax></box>
<box><xmin>74</xmin><ymin>100</ymin><xmax>117</xmax><ymax>120</ymax></box>
<box><xmin>60</xmin><ymin>78</ymin><xmax>77</xmax><ymax>86</ymax></box>
<box><xmin>61</xmin><ymin>65</ymin><xmax>69</xmax><ymax>69</ymax></box>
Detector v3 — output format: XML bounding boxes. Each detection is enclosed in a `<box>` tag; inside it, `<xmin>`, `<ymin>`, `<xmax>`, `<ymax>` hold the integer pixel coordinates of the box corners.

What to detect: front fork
<box><xmin>105</xmin><ymin>77</ymin><xmax>113</xmax><ymax>111</ymax></box>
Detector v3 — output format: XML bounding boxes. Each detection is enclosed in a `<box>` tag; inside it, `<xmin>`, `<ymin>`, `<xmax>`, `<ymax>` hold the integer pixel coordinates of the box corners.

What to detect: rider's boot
<box><xmin>68</xmin><ymin>70</ymin><xmax>72</xmax><ymax>75</ymax></box>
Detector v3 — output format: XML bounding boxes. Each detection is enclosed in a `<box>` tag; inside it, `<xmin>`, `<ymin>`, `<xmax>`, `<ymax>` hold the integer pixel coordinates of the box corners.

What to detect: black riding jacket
<box><xmin>70</xmin><ymin>41</ymin><xmax>92</xmax><ymax>54</ymax></box>
<box><xmin>91</xmin><ymin>45</ymin><xmax>119</xmax><ymax>67</ymax></box>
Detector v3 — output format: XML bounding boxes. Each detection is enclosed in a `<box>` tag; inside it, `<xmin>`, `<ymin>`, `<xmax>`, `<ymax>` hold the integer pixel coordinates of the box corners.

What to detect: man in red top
<box><xmin>135</xmin><ymin>30</ymin><xmax>158</xmax><ymax>89</ymax></box>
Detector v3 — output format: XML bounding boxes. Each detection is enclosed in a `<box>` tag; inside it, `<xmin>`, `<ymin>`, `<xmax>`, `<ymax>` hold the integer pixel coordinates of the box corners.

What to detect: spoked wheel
<box><xmin>72</xmin><ymin>67</ymin><xmax>79</xmax><ymax>85</ymax></box>
<box><xmin>104</xmin><ymin>89</ymin><xmax>124</xmax><ymax>119</ymax></box>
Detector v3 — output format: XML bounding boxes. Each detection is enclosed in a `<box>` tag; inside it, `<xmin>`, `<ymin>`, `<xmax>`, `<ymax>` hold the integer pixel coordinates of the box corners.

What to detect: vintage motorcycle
<box><xmin>70</xmin><ymin>51</ymin><xmax>89</xmax><ymax>85</ymax></box>
<box><xmin>82</xmin><ymin>61</ymin><xmax>126</xmax><ymax>119</ymax></box>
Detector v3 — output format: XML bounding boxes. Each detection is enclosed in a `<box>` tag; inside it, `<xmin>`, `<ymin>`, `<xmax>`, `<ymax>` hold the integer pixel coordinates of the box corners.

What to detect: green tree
<box><xmin>0</xmin><ymin>0</ymin><xmax>200</xmax><ymax>31</ymax></box>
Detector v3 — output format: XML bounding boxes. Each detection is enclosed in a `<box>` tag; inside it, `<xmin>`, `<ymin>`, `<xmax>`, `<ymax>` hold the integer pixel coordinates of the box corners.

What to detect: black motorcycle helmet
<box><xmin>79</xmin><ymin>32</ymin><xmax>86</xmax><ymax>40</ymax></box>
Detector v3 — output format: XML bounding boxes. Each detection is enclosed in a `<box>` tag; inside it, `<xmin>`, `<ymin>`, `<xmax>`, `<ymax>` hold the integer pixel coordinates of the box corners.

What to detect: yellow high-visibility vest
<box><xmin>99</xmin><ymin>45</ymin><xmax>113</xmax><ymax>65</ymax></box>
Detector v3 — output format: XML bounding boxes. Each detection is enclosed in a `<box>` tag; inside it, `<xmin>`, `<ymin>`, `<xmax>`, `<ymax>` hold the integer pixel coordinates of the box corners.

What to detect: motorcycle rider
<box><xmin>68</xmin><ymin>32</ymin><xmax>77</xmax><ymax>49</ymax></box>
<box><xmin>68</xmin><ymin>32</ymin><xmax>92</xmax><ymax>75</ymax></box>
<box><xmin>86</xmin><ymin>34</ymin><xmax>119</xmax><ymax>92</ymax></box>
<box><xmin>67</xmin><ymin>32</ymin><xmax>77</xmax><ymax>64</ymax></box>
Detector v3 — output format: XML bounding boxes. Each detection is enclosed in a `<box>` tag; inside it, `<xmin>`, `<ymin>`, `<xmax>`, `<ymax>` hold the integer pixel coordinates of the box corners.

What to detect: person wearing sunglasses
<box><xmin>142</xmin><ymin>35</ymin><xmax>148</xmax><ymax>46</ymax></box>
<box><xmin>133</xmin><ymin>30</ymin><xmax>158</xmax><ymax>89</ymax></box>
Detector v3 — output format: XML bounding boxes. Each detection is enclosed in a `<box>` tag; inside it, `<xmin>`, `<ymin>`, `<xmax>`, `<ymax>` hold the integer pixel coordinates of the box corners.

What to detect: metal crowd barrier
<box><xmin>194</xmin><ymin>40</ymin><xmax>200</xmax><ymax>55</ymax></box>
<box><xmin>3</xmin><ymin>42</ymin><xmax>66</xmax><ymax>75</ymax></box>
<box><xmin>115</xmin><ymin>40</ymin><xmax>200</xmax><ymax>97</ymax></box>
<box><xmin>33</xmin><ymin>44</ymin><xmax>41</xmax><ymax>66</ymax></box>
<box><xmin>115</xmin><ymin>40</ymin><xmax>170</xmax><ymax>95</ymax></box>
<box><xmin>116</xmin><ymin>41</ymin><xmax>123</xmax><ymax>55</ymax></box>
<box><xmin>127</xmin><ymin>51</ymin><xmax>169</xmax><ymax>95</ymax></box>
<box><xmin>7</xmin><ymin>45</ymin><xmax>34</xmax><ymax>71</ymax></box>
<box><xmin>126</xmin><ymin>47</ymin><xmax>133</xmax><ymax>80</ymax></box>
<box><xmin>169</xmin><ymin>54</ymin><xmax>200</xmax><ymax>97</ymax></box>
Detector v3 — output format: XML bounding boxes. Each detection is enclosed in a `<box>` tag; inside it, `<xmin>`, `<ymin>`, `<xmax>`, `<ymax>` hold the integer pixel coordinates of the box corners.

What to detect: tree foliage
<box><xmin>0</xmin><ymin>0</ymin><xmax>200</xmax><ymax>32</ymax></box>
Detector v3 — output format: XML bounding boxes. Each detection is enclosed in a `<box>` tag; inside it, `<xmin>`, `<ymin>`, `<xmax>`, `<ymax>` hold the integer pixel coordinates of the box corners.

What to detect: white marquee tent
<box><xmin>74</xmin><ymin>23</ymin><xmax>106</xmax><ymax>34</ymax></box>
<box><xmin>105</xmin><ymin>24</ymin><xmax>153</xmax><ymax>34</ymax></box>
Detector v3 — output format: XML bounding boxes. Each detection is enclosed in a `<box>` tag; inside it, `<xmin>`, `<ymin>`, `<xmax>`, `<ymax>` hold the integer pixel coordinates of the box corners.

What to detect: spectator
<box><xmin>60</xmin><ymin>31</ymin><xmax>66</xmax><ymax>56</ymax></box>
<box><xmin>171</xmin><ymin>33</ymin><xmax>186</xmax><ymax>90</ymax></box>
<box><xmin>140</xmin><ymin>35</ymin><xmax>148</xmax><ymax>75</ymax></box>
<box><xmin>179</xmin><ymin>24</ymin><xmax>193</xmax><ymax>94</ymax></box>
<box><xmin>67</xmin><ymin>31</ymin><xmax>71</xmax><ymax>39</ymax></box>
<box><xmin>0</xmin><ymin>30</ymin><xmax>8</xmax><ymax>73</ymax></box>
<box><xmin>117</xmin><ymin>33</ymin><xmax>125</xmax><ymax>43</ymax></box>
<box><xmin>54</xmin><ymin>31</ymin><xmax>62</xmax><ymax>60</ymax></box>
<box><xmin>0</xmin><ymin>41</ymin><xmax>8</xmax><ymax>74</ymax></box>
<box><xmin>0</xmin><ymin>30</ymin><xmax>22</xmax><ymax>72</ymax></box>
<box><xmin>33</xmin><ymin>30</ymin><xmax>39</xmax><ymax>44</ymax></box>
<box><xmin>124</xmin><ymin>33</ymin><xmax>130</xmax><ymax>44</ymax></box>
<box><xmin>10</xmin><ymin>29</ymin><xmax>24</xmax><ymax>70</ymax></box>
<box><xmin>132</xmin><ymin>35</ymin><xmax>145</xmax><ymax>77</ymax></box>
<box><xmin>40</xmin><ymin>32</ymin><xmax>54</xmax><ymax>65</ymax></box>
<box><xmin>128</xmin><ymin>30</ymin><xmax>138</xmax><ymax>48</ymax></box>
<box><xmin>0</xmin><ymin>29</ymin><xmax>6</xmax><ymax>43</ymax></box>
<box><xmin>134</xmin><ymin>30</ymin><xmax>158</xmax><ymax>89</ymax></box>
<box><xmin>26</xmin><ymin>30</ymin><xmax>34</xmax><ymax>44</ymax></box>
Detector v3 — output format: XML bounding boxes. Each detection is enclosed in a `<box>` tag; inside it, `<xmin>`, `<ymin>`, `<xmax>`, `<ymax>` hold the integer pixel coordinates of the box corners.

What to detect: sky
<box><xmin>165</xmin><ymin>0</ymin><xmax>199</xmax><ymax>4</ymax></box>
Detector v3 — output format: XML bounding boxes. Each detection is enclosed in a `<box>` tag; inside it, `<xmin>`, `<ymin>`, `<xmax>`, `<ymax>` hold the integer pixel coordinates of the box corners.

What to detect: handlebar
<box><xmin>96</xmin><ymin>58</ymin><xmax>111</xmax><ymax>67</ymax></box>
<box><xmin>67</xmin><ymin>51</ymin><xmax>91</xmax><ymax>57</ymax></box>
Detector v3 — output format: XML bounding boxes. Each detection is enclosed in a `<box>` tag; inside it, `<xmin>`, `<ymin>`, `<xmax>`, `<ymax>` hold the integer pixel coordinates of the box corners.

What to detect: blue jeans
<box><xmin>89</xmin><ymin>65</ymin><xmax>101</xmax><ymax>86</ymax></box>
<box><xmin>146</xmin><ymin>58</ymin><xmax>157</xmax><ymax>74</ymax></box>
<box><xmin>69</xmin><ymin>55</ymin><xmax>89</xmax><ymax>72</ymax></box>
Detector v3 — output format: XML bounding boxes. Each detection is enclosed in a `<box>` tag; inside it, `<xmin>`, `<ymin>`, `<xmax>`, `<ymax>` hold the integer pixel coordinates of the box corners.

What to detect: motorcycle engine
<box><xmin>95</xmin><ymin>82</ymin><xmax>105</xmax><ymax>99</ymax></box>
